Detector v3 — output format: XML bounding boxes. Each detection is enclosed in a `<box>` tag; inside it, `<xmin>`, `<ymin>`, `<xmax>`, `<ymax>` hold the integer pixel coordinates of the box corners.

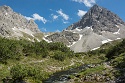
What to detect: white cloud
<box><xmin>77</xmin><ymin>10</ymin><xmax>87</xmax><ymax>17</ymax></box>
<box><xmin>51</xmin><ymin>14</ymin><xmax>58</xmax><ymax>20</ymax></box>
<box><xmin>24</xmin><ymin>13</ymin><xmax>47</xmax><ymax>24</ymax></box>
<box><xmin>53</xmin><ymin>15</ymin><xmax>58</xmax><ymax>20</ymax></box>
<box><xmin>57</xmin><ymin>9</ymin><xmax>69</xmax><ymax>20</ymax></box>
<box><xmin>72</xmin><ymin>0</ymin><xmax>96</xmax><ymax>7</ymax></box>
<box><xmin>32</xmin><ymin>13</ymin><xmax>47</xmax><ymax>24</ymax></box>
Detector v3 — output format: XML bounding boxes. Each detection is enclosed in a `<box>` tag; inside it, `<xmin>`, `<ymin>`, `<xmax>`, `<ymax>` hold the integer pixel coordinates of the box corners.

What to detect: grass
<box><xmin>81</xmin><ymin>53</ymin><xmax>107</xmax><ymax>64</ymax></box>
<box><xmin>79</xmin><ymin>65</ymin><xmax>105</xmax><ymax>76</ymax></box>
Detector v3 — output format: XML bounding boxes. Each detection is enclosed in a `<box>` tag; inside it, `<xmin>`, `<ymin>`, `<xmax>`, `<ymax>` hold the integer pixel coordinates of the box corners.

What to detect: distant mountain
<box><xmin>45</xmin><ymin>4</ymin><xmax>125</xmax><ymax>52</ymax></box>
<box><xmin>0</xmin><ymin>5</ymin><xmax>43</xmax><ymax>41</ymax></box>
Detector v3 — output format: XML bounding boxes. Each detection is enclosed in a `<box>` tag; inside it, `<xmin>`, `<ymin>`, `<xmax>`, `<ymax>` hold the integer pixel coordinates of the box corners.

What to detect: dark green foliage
<box><xmin>0</xmin><ymin>38</ymin><xmax>24</xmax><ymax>63</ymax></box>
<box><xmin>10</xmin><ymin>64</ymin><xmax>48</xmax><ymax>82</ymax></box>
<box><xmin>106</xmin><ymin>39</ymin><xmax>125</xmax><ymax>59</ymax></box>
<box><xmin>0</xmin><ymin>37</ymin><xmax>74</xmax><ymax>62</ymax></box>
<box><xmin>48</xmin><ymin>42</ymin><xmax>70</xmax><ymax>52</ymax></box>
<box><xmin>111</xmin><ymin>53</ymin><xmax>125</xmax><ymax>68</ymax></box>
<box><xmin>52</xmin><ymin>51</ymin><xmax>66</xmax><ymax>61</ymax></box>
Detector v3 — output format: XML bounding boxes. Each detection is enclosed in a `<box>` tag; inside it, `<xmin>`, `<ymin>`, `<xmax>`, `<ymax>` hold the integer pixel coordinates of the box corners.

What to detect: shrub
<box><xmin>10</xmin><ymin>64</ymin><xmax>48</xmax><ymax>82</ymax></box>
<box><xmin>52</xmin><ymin>51</ymin><xmax>66</xmax><ymax>61</ymax></box>
<box><xmin>106</xmin><ymin>39</ymin><xmax>125</xmax><ymax>59</ymax></box>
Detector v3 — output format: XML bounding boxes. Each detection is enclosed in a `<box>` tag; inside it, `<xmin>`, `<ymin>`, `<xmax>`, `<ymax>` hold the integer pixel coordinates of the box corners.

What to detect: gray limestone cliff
<box><xmin>0</xmin><ymin>5</ymin><xmax>43</xmax><ymax>41</ymax></box>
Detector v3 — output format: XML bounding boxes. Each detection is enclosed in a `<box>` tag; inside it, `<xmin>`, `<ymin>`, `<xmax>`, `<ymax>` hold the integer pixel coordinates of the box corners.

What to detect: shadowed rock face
<box><xmin>45</xmin><ymin>4</ymin><xmax>125</xmax><ymax>52</ymax></box>
<box><xmin>0</xmin><ymin>5</ymin><xmax>41</xmax><ymax>39</ymax></box>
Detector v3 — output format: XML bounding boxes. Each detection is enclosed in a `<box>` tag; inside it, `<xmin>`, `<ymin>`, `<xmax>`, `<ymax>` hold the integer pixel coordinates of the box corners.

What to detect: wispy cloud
<box><xmin>57</xmin><ymin>9</ymin><xmax>69</xmax><ymax>20</ymax></box>
<box><xmin>77</xmin><ymin>10</ymin><xmax>87</xmax><ymax>17</ymax></box>
<box><xmin>72</xmin><ymin>0</ymin><xmax>96</xmax><ymax>7</ymax></box>
<box><xmin>62</xmin><ymin>20</ymin><xmax>69</xmax><ymax>24</ymax></box>
<box><xmin>51</xmin><ymin>14</ymin><xmax>58</xmax><ymax>20</ymax></box>
<box><xmin>41</xmin><ymin>27</ymin><xmax>47</xmax><ymax>32</ymax></box>
<box><xmin>25</xmin><ymin>13</ymin><xmax>47</xmax><ymax>24</ymax></box>
<box><xmin>32</xmin><ymin>13</ymin><xmax>47</xmax><ymax>24</ymax></box>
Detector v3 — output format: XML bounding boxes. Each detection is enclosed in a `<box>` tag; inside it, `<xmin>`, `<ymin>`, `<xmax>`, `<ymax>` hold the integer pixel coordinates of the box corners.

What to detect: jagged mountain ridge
<box><xmin>0</xmin><ymin>5</ymin><xmax>43</xmax><ymax>41</ymax></box>
<box><xmin>67</xmin><ymin>4</ymin><xmax>125</xmax><ymax>33</ymax></box>
<box><xmin>45</xmin><ymin>4</ymin><xmax>125</xmax><ymax>52</ymax></box>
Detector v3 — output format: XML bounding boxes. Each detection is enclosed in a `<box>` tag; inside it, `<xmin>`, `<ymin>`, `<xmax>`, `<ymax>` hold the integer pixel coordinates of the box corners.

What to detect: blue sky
<box><xmin>0</xmin><ymin>0</ymin><xmax>125</xmax><ymax>32</ymax></box>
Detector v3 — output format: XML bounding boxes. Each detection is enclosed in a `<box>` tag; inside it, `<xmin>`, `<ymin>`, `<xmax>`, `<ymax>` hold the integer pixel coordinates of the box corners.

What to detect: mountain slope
<box><xmin>45</xmin><ymin>4</ymin><xmax>125</xmax><ymax>52</ymax></box>
<box><xmin>0</xmin><ymin>5</ymin><xmax>43</xmax><ymax>41</ymax></box>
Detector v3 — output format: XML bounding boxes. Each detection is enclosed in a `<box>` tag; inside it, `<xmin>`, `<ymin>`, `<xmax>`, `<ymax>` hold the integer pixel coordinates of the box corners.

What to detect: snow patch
<box><xmin>102</xmin><ymin>31</ymin><xmax>106</xmax><ymax>33</ymax></box>
<box><xmin>91</xmin><ymin>27</ymin><xmax>93</xmax><ymax>31</ymax></box>
<box><xmin>75</xmin><ymin>28</ymin><xmax>82</xmax><ymax>31</ymax></box>
<box><xmin>31</xmin><ymin>34</ymin><xmax>34</xmax><ymax>37</ymax></box>
<box><xmin>36</xmin><ymin>38</ymin><xmax>40</xmax><ymax>42</ymax></box>
<box><xmin>113</xmin><ymin>29</ymin><xmax>120</xmax><ymax>34</ymax></box>
<box><xmin>5</xmin><ymin>12</ymin><xmax>8</xmax><ymax>15</ymax></box>
<box><xmin>45</xmin><ymin>35</ymin><xmax>49</xmax><ymax>37</ymax></box>
<box><xmin>68</xmin><ymin>34</ymin><xmax>82</xmax><ymax>47</ymax></box>
<box><xmin>85</xmin><ymin>26</ymin><xmax>91</xmax><ymax>29</ymax></box>
<box><xmin>12</xmin><ymin>27</ymin><xmax>17</xmax><ymax>30</ymax></box>
<box><xmin>79</xmin><ymin>34</ymin><xmax>83</xmax><ymax>40</ymax></box>
<box><xmin>102</xmin><ymin>39</ymin><xmax>112</xmax><ymax>44</ymax></box>
<box><xmin>116</xmin><ymin>38</ymin><xmax>121</xmax><ymax>40</ymax></box>
<box><xmin>84</xmin><ymin>26</ymin><xmax>93</xmax><ymax>31</ymax></box>
<box><xmin>115</xmin><ymin>25</ymin><xmax>119</xmax><ymax>27</ymax></box>
<box><xmin>43</xmin><ymin>37</ymin><xmax>52</xmax><ymax>43</ymax></box>
<box><xmin>67</xmin><ymin>41</ymin><xmax>77</xmax><ymax>47</ymax></box>
<box><xmin>91</xmin><ymin>47</ymin><xmax>100</xmax><ymax>51</ymax></box>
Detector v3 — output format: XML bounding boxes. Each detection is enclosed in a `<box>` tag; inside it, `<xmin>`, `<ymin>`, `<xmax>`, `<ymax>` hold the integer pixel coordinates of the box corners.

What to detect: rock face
<box><xmin>0</xmin><ymin>5</ymin><xmax>43</xmax><ymax>41</ymax></box>
<box><xmin>45</xmin><ymin>4</ymin><xmax>125</xmax><ymax>52</ymax></box>
<box><xmin>45</xmin><ymin>31</ymin><xmax>79</xmax><ymax>45</ymax></box>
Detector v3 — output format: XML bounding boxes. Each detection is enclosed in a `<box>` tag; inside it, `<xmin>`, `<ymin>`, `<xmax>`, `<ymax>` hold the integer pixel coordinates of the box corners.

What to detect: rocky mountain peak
<box><xmin>0</xmin><ymin>5</ymin><xmax>13</xmax><ymax>13</ymax></box>
<box><xmin>27</xmin><ymin>19</ymin><xmax>40</xmax><ymax>32</ymax></box>
<box><xmin>66</xmin><ymin>4</ymin><xmax>125</xmax><ymax>34</ymax></box>
<box><xmin>0</xmin><ymin>5</ymin><xmax>43</xmax><ymax>41</ymax></box>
